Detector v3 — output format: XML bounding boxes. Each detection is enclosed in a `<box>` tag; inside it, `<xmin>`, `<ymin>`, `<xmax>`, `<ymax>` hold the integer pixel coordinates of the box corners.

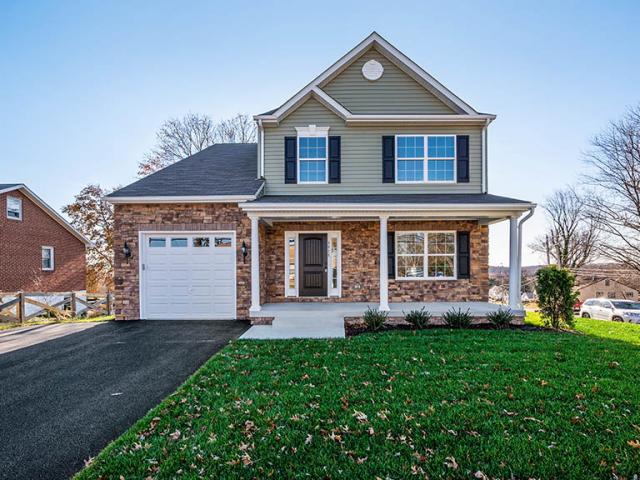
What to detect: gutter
<box><xmin>105</xmin><ymin>194</ymin><xmax>259</xmax><ymax>204</ymax></box>
<box><xmin>240</xmin><ymin>202</ymin><xmax>535</xmax><ymax>212</ymax></box>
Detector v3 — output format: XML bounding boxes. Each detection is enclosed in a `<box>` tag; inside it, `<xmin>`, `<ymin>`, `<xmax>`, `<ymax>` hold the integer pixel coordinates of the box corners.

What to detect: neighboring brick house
<box><xmin>107</xmin><ymin>32</ymin><xmax>534</xmax><ymax>326</ymax></box>
<box><xmin>0</xmin><ymin>184</ymin><xmax>90</xmax><ymax>292</ymax></box>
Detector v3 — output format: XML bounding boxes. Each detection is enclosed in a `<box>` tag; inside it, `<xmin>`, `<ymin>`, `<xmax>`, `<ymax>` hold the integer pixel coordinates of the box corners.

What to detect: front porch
<box><xmin>241</xmin><ymin>301</ymin><xmax>523</xmax><ymax>339</ymax></box>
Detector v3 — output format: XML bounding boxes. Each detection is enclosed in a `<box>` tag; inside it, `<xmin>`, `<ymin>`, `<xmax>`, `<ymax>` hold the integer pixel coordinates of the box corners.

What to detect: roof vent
<box><xmin>362</xmin><ymin>59</ymin><xmax>383</xmax><ymax>81</ymax></box>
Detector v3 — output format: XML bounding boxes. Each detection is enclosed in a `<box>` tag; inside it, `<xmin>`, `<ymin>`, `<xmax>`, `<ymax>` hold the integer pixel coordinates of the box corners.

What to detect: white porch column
<box><xmin>249</xmin><ymin>215</ymin><xmax>261</xmax><ymax>313</ymax></box>
<box><xmin>508</xmin><ymin>215</ymin><xmax>521</xmax><ymax>309</ymax></box>
<box><xmin>379</xmin><ymin>215</ymin><xmax>390</xmax><ymax>311</ymax></box>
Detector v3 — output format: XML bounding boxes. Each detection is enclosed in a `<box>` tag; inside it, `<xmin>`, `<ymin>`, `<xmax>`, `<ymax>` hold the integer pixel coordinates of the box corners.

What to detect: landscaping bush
<box><xmin>487</xmin><ymin>308</ymin><xmax>514</xmax><ymax>329</ymax></box>
<box><xmin>403</xmin><ymin>307</ymin><xmax>432</xmax><ymax>329</ymax></box>
<box><xmin>442</xmin><ymin>307</ymin><xmax>472</xmax><ymax>328</ymax></box>
<box><xmin>536</xmin><ymin>265</ymin><xmax>577</xmax><ymax>329</ymax></box>
<box><xmin>363</xmin><ymin>306</ymin><xmax>388</xmax><ymax>331</ymax></box>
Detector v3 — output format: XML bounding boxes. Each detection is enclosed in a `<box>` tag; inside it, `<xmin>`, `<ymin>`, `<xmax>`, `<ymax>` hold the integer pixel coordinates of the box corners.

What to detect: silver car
<box><xmin>579</xmin><ymin>298</ymin><xmax>640</xmax><ymax>323</ymax></box>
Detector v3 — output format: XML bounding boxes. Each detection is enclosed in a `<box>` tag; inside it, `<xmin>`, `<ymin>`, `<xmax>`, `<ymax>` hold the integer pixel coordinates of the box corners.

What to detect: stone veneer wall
<box><xmin>113</xmin><ymin>203</ymin><xmax>255</xmax><ymax>320</ymax></box>
<box><xmin>263</xmin><ymin>220</ymin><xmax>489</xmax><ymax>303</ymax></box>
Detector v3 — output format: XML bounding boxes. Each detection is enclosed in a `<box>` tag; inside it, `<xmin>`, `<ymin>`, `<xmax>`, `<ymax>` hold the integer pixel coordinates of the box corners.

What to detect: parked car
<box><xmin>579</xmin><ymin>298</ymin><xmax>640</xmax><ymax>323</ymax></box>
<box><xmin>573</xmin><ymin>300</ymin><xmax>582</xmax><ymax>313</ymax></box>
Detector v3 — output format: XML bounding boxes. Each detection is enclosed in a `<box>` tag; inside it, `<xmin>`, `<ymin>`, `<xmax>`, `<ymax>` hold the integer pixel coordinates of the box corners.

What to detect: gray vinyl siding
<box><xmin>263</xmin><ymin>98</ymin><xmax>483</xmax><ymax>195</ymax></box>
<box><xmin>322</xmin><ymin>47</ymin><xmax>457</xmax><ymax>115</ymax></box>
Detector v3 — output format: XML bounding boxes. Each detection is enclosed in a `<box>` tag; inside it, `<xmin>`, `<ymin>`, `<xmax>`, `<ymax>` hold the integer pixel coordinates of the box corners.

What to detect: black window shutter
<box><xmin>382</xmin><ymin>136</ymin><xmax>395</xmax><ymax>183</ymax></box>
<box><xmin>457</xmin><ymin>231</ymin><xmax>470</xmax><ymax>279</ymax></box>
<box><xmin>387</xmin><ymin>231</ymin><xmax>395</xmax><ymax>279</ymax></box>
<box><xmin>456</xmin><ymin>135</ymin><xmax>470</xmax><ymax>183</ymax></box>
<box><xmin>328</xmin><ymin>136</ymin><xmax>341</xmax><ymax>183</ymax></box>
<box><xmin>284</xmin><ymin>136</ymin><xmax>297</xmax><ymax>184</ymax></box>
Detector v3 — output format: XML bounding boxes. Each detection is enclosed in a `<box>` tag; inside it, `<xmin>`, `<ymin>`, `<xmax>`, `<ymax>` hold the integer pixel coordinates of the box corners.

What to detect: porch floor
<box><xmin>240</xmin><ymin>302</ymin><xmax>519</xmax><ymax>340</ymax></box>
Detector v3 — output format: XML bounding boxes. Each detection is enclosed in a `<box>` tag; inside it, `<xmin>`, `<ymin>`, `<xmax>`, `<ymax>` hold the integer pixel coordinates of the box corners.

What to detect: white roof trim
<box><xmin>241</xmin><ymin>202</ymin><xmax>535</xmax><ymax>213</ymax></box>
<box><xmin>106</xmin><ymin>194</ymin><xmax>258</xmax><ymax>204</ymax></box>
<box><xmin>254</xmin><ymin>32</ymin><xmax>483</xmax><ymax>122</ymax></box>
<box><xmin>345</xmin><ymin>114</ymin><xmax>495</xmax><ymax>125</ymax></box>
<box><xmin>0</xmin><ymin>184</ymin><xmax>92</xmax><ymax>246</ymax></box>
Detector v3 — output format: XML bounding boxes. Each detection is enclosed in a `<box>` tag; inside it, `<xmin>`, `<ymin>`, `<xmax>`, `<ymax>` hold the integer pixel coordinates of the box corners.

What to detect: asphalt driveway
<box><xmin>0</xmin><ymin>320</ymin><xmax>248</xmax><ymax>480</ymax></box>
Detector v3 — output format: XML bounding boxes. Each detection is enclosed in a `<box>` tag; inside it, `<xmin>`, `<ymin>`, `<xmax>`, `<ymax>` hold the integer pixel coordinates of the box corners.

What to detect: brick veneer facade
<box><xmin>263</xmin><ymin>220</ymin><xmax>488</xmax><ymax>304</ymax></box>
<box><xmin>0</xmin><ymin>190</ymin><xmax>86</xmax><ymax>291</ymax></box>
<box><xmin>112</xmin><ymin>203</ymin><xmax>257</xmax><ymax>320</ymax></box>
<box><xmin>113</xmin><ymin>202</ymin><xmax>489</xmax><ymax>320</ymax></box>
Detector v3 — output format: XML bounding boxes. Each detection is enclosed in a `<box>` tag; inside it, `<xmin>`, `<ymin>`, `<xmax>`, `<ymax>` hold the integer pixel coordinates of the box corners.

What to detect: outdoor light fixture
<box><xmin>241</xmin><ymin>241</ymin><xmax>248</xmax><ymax>262</ymax></box>
<box><xmin>122</xmin><ymin>241</ymin><xmax>132</xmax><ymax>259</ymax></box>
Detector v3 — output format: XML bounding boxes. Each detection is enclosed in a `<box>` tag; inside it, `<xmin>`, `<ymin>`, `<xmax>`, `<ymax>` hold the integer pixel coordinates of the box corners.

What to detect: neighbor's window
<box><xmin>42</xmin><ymin>246</ymin><xmax>54</xmax><ymax>271</ymax></box>
<box><xmin>298</xmin><ymin>137</ymin><xmax>327</xmax><ymax>183</ymax></box>
<box><xmin>7</xmin><ymin>196</ymin><xmax>22</xmax><ymax>220</ymax></box>
<box><xmin>396</xmin><ymin>135</ymin><xmax>455</xmax><ymax>183</ymax></box>
<box><xmin>396</xmin><ymin>232</ymin><xmax>456</xmax><ymax>280</ymax></box>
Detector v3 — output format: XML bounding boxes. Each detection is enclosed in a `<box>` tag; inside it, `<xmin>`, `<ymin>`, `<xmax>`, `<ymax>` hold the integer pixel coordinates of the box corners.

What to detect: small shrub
<box><xmin>442</xmin><ymin>307</ymin><xmax>472</xmax><ymax>328</ymax></box>
<box><xmin>403</xmin><ymin>307</ymin><xmax>432</xmax><ymax>329</ymax></box>
<box><xmin>487</xmin><ymin>308</ymin><xmax>514</xmax><ymax>329</ymax></box>
<box><xmin>536</xmin><ymin>265</ymin><xmax>577</xmax><ymax>329</ymax></box>
<box><xmin>363</xmin><ymin>306</ymin><xmax>388</xmax><ymax>331</ymax></box>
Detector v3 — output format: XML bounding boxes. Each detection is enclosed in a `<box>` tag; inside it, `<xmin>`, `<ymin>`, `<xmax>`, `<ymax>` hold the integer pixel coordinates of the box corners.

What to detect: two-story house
<box><xmin>107</xmin><ymin>33</ymin><xmax>534</xmax><ymax>333</ymax></box>
<box><xmin>0</xmin><ymin>183</ymin><xmax>90</xmax><ymax>292</ymax></box>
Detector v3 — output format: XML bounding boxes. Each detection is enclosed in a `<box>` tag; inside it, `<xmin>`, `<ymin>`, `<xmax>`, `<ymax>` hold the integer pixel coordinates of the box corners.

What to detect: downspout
<box><xmin>481</xmin><ymin>118</ymin><xmax>489</xmax><ymax>193</ymax></box>
<box><xmin>516</xmin><ymin>207</ymin><xmax>536</xmax><ymax>306</ymax></box>
<box><xmin>257</xmin><ymin>119</ymin><xmax>264</xmax><ymax>179</ymax></box>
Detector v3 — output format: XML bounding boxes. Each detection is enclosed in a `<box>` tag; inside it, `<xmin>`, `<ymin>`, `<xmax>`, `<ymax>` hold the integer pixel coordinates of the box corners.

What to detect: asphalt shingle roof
<box><xmin>250</xmin><ymin>193</ymin><xmax>532</xmax><ymax>204</ymax></box>
<box><xmin>0</xmin><ymin>183</ymin><xmax>21</xmax><ymax>191</ymax></box>
<box><xmin>108</xmin><ymin>144</ymin><xmax>263</xmax><ymax>198</ymax></box>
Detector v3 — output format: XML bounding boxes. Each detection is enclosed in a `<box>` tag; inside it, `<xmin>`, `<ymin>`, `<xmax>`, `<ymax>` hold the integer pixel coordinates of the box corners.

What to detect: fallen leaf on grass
<box><xmin>444</xmin><ymin>456</ymin><xmax>458</xmax><ymax>470</ymax></box>
<box><xmin>169</xmin><ymin>430</ymin><xmax>181</xmax><ymax>441</ymax></box>
<box><xmin>628</xmin><ymin>439</ymin><xmax>640</xmax><ymax>449</ymax></box>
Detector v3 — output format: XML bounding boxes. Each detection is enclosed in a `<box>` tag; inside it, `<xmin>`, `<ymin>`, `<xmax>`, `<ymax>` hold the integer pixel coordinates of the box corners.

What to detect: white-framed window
<box><xmin>284</xmin><ymin>231</ymin><xmax>341</xmax><ymax>297</ymax></box>
<box><xmin>296</xmin><ymin>125</ymin><xmax>330</xmax><ymax>184</ymax></box>
<box><xmin>7</xmin><ymin>196</ymin><xmax>22</xmax><ymax>220</ymax></box>
<box><xmin>42</xmin><ymin>246</ymin><xmax>54</xmax><ymax>271</ymax></box>
<box><xmin>396</xmin><ymin>231</ymin><xmax>456</xmax><ymax>280</ymax></box>
<box><xmin>396</xmin><ymin>135</ymin><xmax>456</xmax><ymax>183</ymax></box>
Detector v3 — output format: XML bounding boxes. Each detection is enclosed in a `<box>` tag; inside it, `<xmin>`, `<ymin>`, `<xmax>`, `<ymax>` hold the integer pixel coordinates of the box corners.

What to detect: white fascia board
<box><xmin>345</xmin><ymin>114</ymin><xmax>495</xmax><ymax>125</ymax></box>
<box><xmin>4</xmin><ymin>185</ymin><xmax>93</xmax><ymax>246</ymax></box>
<box><xmin>106</xmin><ymin>195</ymin><xmax>257</xmax><ymax>204</ymax></box>
<box><xmin>240</xmin><ymin>202</ymin><xmax>536</xmax><ymax>213</ymax></box>
<box><xmin>254</xmin><ymin>32</ymin><xmax>483</xmax><ymax>123</ymax></box>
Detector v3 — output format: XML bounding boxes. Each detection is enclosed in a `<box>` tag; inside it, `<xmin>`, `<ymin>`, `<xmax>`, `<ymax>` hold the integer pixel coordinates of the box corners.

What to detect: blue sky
<box><xmin>1</xmin><ymin>0</ymin><xmax>638</xmax><ymax>265</ymax></box>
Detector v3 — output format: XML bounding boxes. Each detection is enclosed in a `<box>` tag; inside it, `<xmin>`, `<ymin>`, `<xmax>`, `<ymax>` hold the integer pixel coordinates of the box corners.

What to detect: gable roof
<box><xmin>577</xmin><ymin>277</ymin><xmax>639</xmax><ymax>292</ymax></box>
<box><xmin>0</xmin><ymin>184</ymin><xmax>92</xmax><ymax>246</ymax></box>
<box><xmin>107</xmin><ymin>143</ymin><xmax>264</xmax><ymax>202</ymax></box>
<box><xmin>255</xmin><ymin>32</ymin><xmax>494</xmax><ymax>125</ymax></box>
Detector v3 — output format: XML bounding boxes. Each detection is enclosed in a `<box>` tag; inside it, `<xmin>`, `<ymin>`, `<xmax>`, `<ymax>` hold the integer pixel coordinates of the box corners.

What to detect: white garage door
<box><xmin>140</xmin><ymin>232</ymin><xmax>236</xmax><ymax>320</ymax></box>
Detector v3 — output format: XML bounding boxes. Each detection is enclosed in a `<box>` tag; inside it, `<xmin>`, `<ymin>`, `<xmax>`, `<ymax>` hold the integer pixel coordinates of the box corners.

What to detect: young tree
<box><xmin>138</xmin><ymin>113</ymin><xmax>256</xmax><ymax>176</ymax></box>
<box><xmin>530</xmin><ymin>188</ymin><xmax>599</xmax><ymax>268</ymax></box>
<box><xmin>536</xmin><ymin>265</ymin><xmax>578</xmax><ymax>329</ymax></box>
<box><xmin>63</xmin><ymin>184</ymin><xmax>115</xmax><ymax>292</ymax></box>
<box><xmin>583</xmin><ymin>104</ymin><xmax>640</xmax><ymax>272</ymax></box>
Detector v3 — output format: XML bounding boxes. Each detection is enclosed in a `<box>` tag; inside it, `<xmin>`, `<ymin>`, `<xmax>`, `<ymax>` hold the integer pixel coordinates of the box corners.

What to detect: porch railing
<box><xmin>0</xmin><ymin>291</ymin><xmax>113</xmax><ymax>324</ymax></box>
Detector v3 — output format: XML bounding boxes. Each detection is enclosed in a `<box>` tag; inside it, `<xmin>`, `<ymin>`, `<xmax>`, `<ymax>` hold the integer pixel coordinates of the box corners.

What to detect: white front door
<box><xmin>140</xmin><ymin>232</ymin><xmax>236</xmax><ymax>320</ymax></box>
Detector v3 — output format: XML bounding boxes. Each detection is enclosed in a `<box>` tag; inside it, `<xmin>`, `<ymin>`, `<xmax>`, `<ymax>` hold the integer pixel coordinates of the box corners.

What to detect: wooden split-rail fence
<box><xmin>0</xmin><ymin>291</ymin><xmax>113</xmax><ymax>324</ymax></box>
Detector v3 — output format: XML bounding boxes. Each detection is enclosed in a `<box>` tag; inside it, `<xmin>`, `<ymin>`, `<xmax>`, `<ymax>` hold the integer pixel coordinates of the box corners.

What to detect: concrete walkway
<box><xmin>241</xmin><ymin>302</ymin><xmax>518</xmax><ymax>340</ymax></box>
<box><xmin>0</xmin><ymin>322</ymin><xmax>100</xmax><ymax>354</ymax></box>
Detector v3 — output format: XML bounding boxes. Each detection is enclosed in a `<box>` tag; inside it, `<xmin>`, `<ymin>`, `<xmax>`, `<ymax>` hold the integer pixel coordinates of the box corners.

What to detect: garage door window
<box><xmin>149</xmin><ymin>238</ymin><xmax>166</xmax><ymax>248</ymax></box>
<box><xmin>193</xmin><ymin>237</ymin><xmax>210</xmax><ymax>247</ymax></box>
<box><xmin>171</xmin><ymin>238</ymin><xmax>188</xmax><ymax>247</ymax></box>
<box><xmin>215</xmin><ymin>237</ymin><xmax>232</xmax><ymax>247</ymax></box>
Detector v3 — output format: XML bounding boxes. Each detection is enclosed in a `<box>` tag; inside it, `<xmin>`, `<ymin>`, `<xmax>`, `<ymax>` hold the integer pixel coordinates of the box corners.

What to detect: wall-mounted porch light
<box><xmin>122</xmin><ymin>241</ymin><xmax>132</xmax><ymax>260</ymax></box>
<box><xmin>241</xmin><ymin>241</ymin><xmax>248</xmax><ymax>263</ymax></box>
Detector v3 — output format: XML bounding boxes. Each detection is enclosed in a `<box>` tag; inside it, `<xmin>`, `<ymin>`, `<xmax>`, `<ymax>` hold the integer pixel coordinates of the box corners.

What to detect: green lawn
<box><xmin>77</xmin><ymin>315</ymin><xmax>640</xmax><ymax>479</ymax></box>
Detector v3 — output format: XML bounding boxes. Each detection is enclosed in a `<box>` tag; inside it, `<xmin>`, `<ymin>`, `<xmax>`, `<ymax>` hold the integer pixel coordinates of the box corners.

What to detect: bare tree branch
<box><xmin>582</xmin><ymin>104</ymin><xmax>640</xmax><ymax>273</ymax></box>
<box><xmin>137</xmin><ymin>113</ymin><xmax>256</xmax><ymax>176</ymax></box>
<box><xmin>529</xmin><ymin>187</ymin><xmax>600</xmax><ymax>268</ymax></box>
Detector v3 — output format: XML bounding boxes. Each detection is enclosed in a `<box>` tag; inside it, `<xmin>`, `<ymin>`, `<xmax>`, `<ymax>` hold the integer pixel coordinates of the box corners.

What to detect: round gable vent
<box><xmin>362</xmin><ymin>59</ymin><xmax>384</xmax><ymax>81</ymax></box>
